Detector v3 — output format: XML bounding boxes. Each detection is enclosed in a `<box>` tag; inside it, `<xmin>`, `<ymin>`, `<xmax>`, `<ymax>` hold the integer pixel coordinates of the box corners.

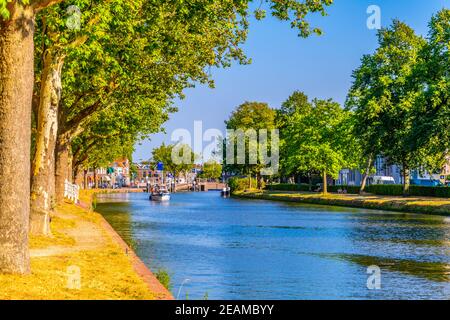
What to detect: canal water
<box><xmin>96</xmin><ymin>192</ymin><xmax>450</xmax><ymax>300</ymax></box>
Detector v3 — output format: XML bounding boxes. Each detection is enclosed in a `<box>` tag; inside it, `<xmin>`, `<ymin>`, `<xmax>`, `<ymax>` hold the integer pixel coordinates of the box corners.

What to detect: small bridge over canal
<box><xmin>174</xmin><ymin>182</ymin><xmax>226</xmax><ymax>192</ymax></box>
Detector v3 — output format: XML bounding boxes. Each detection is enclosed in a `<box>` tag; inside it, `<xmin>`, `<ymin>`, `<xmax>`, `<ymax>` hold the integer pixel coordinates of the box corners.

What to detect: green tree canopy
<box><xmin>151</xmin><ymin>143</ymin><xmax>196</xmax><ymax>181</ymax></box>
<box><xmin>224</xmin><ymin>101</ymin><xmax>276</xmax><ymax>183</ymax></box>
<box><xmin>347</xmin><ymin>20</ymin><xmax>445</xmax><ymax>194</ymax></box>
<box><xmin>283</xmin><ymin>97</ymin><xmax>355</xmax><ymax>194</ymax></box>
<box><xmin>411</xmin><ymin>9</ymin><xmax>450</xmax><ymax>155</ymax></box>
<box><xmin>199</xmin><ymin>160</ymin><xmax>223</xmax><ymax>180</ymax></box>
<box><xmin>276</xmin><ymin>91</ymin><xmax>313</xmax><ymax>179</ymax></box>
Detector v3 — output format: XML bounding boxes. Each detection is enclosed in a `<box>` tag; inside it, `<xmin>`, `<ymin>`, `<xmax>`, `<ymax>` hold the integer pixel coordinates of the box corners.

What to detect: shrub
<box><xmin>410</xmin><ymin>186</ymin><xmax>450</xmax><ymax>198</ymax></box>
<box><xmin>267</xmin><ymin>184</ymin><xmax>362</xmax><ymax>194</ymax></box>
<box><xmin>155</xmin><ymin>268</ymin><xmax>172</xmax><ymax>291</ymax></box>
<box><xmin>266</xmin><ymin>183</ymin><xmax>311</xmax><ymax>192</ymax></box>
<box><xmin>365</xmin><ymin>185</ymin><xmax>404</xmax><ymax>196</ymax></box>
<box><xmin>365</xmin><ymin>185</ymin><xmax>450</xmax><ymax>198</ymax></box>
<box><xmin>266</xmin><ymin>183</ymin><xmax>450</xmax><ymax>198</ymax></box>
<box><xmin>228</xmin><ymin>177</ymin><xmax>259</xmax><ymax>192</ymax></box>
<box><xmin>433</xmin><ymin>187</ymin><xmax>450</xmax><ymax>198</ymax></box>
<box><xmin>328</xmin><ymin>185</ymin><xmax>361</xmax><ymax>194</ymax></box>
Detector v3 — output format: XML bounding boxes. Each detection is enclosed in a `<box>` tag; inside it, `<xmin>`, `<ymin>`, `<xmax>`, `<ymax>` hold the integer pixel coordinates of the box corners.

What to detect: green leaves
<box><xmin>267</xmin><ymin>0</ymin><xmax>333</xmax><ymax>37</ymax></box>
<box><xmin>347</xmin><ymin>15</ymin><xmax>449</xmax><ymax>189</ymax></box>
<box><xmin>226</xmin><ymin>102</ymin><xmax>276</xmax><ymax>131</ymax></box>
<box><xmin>280</xmin><ymin>94</ymin><xmax>353</xmax><ymax>179</ymax></box>
<box><xmin>32</xmin><ymin>0</ymin><xmax>333</xmax><ymax>173</ymax></box>
<box><xmin>224</xmin><ymin>101</ymin><xmax>276</xmax><ymax>176</ymax></box>
<box><xmin>151</xmin><ymin>143</ymin><xmax>196</xmax><ymax>176</ymax></box>
<box><xmin>253</xmin><ymin>8</ymin><xmax>266</xmax><ymax>20</ymax></box>
<box><xmin>410</xmin><ymin>9</ymin><xmax>450</xmax><ymax>155</ymax></box>
<box><xmin>347</xmin><ymin>21</ymin><xmax>424</xmax><ymax>167</ymax></box>
<box><xmin>0</xmin><ymin>0</ymin><xmax>11</xmax><ymax>19</ymax></box>
<box><xmin>199</xmin><ymin>160</ymin><xmax>223</xmax><ymax>180</ymax></box>
<box><xmin>0</xmin><ymin>0</ymin><xmax>31</xmax><ymax>19</ymax></box>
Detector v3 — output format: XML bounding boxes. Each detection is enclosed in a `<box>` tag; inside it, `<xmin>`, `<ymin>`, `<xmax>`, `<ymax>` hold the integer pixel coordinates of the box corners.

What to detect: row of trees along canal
<box><xmin>223</xmin><ymin>12</ymin><xmax>450</xmax><ymax>197</ymax></box>
<box><xmin>0</xmin><ymin>0</ymin><xmax>334</xmax><ymax>274</ymax></box>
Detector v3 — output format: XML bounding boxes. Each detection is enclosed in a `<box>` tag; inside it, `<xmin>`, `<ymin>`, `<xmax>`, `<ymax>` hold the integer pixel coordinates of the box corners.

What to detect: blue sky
<box><xmin>133</xmin><ymin>0</ymin><xmax>449</xmax><ymax>162</ymax></box>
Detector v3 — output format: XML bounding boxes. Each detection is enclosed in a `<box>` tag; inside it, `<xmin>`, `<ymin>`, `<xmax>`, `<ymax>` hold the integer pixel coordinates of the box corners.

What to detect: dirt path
<box><xmin>28</xmin><ymin>202</ymin><xmax>173</xmax><ymax>300</ymax></box>
<box><xmin>30</xmin><ymin>210</ymin><xmax>105</xmax><ymax>258</ymax></box>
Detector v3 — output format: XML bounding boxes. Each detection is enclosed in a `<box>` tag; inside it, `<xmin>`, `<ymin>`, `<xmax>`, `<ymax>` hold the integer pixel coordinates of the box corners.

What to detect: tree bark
<box><xmin>93</xmin><ymin>168</ymin><xmax>98</xmax><ymax>189</ymax></box>
<box><xmin>0</xmin><ymin>3</ymin><xmax>34</xmax><ymax>274</ymax></box>
<box><xmin>322</xmin><ymin>170</ymin><xmax>328</xmax><ymax>195</ymax></box>
<box><xmin>83</xmin><ymin>169</ymin><xmax>88</xmax><ymax>189</ymax></box>
<box><xmin>256</xmin><ymin>172</ymin><xmax>262</xmax><ymax>190</ymax></box>
<box><xmin>55</xmin><ymin>133</ymin><xmax>71</xmax><ymax>203</ymax></box>
<box><xmin>402</xmin><ymin>166</ymin><xmax>411</xmax><ymax>196</ymax></box>
<box><xmin>30</xmin><ymin>51</ymin><xmax>63</xmax><ymax>235</ymax></box>
<box><xmin>72</xmin><ymin>165</ymin><xmax>82</xmax><ymax>186</ymax></box>
<box><xmin>360</xmin><ymin>154</ymin><xmax>373</xmax><ymax>194</ymax></box>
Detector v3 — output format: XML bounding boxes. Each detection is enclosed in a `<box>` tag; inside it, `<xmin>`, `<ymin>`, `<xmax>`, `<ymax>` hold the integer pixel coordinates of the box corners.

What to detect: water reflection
<box><xmin>318</xmin><ymin>253</ymin><xmax>450</xmax><ymax>282</ymax></box>
<box><xmin>96</xmin><ymin>192</ymin><xmax>450</xmax><ymax>300</ymax></box>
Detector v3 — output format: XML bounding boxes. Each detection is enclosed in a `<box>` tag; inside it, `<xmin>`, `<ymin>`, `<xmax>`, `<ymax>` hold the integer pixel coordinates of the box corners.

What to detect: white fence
<box><xmin>64</xmin><ymin>179</ymin><xmax>80</xmax><ymax>203</ymax></box>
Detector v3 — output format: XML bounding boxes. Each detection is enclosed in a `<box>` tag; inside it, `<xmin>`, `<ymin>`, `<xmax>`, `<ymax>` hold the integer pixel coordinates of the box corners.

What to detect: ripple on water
<box><xmin>96</xmin><ymin>192</ymin><xmax>450</xmax><ymax>300</ymax></box>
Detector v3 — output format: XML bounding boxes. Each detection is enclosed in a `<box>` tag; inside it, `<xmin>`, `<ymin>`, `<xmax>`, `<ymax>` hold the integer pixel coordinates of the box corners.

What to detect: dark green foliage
<box><xmin>366</xmin><ymin>185</ymin><xmax>450</xmax><ymax>198</ymax></box>
<box><xmin>155</xmin><ymin>268</ymin><xmax>172</xmax><ymax>291</ymax></box>
<box><xmin>347</xmin><ymin>17</ymin><xmax>450</xmax><ymax>194</ymax></box>
<box><xmin>199</xmin><ymin>161</ymin><xmax>222</xmax><ymax>180</ymax></box>
<box><xmin>266</xmin><ymin>184</ymin><xmax>450</xmax><ymax>198</ymax></box>
<box><xmin>328</xmin><ymin>185</ymin><xmax>361</xmax><ymax>194</ymax></box>
<box><xmin>238</xmin><ymin>192</ymin><xmax>450</xmax><ymax>216</ymax></box>
<box><xmin>408</xmin><ymin>186</ymin><xmax>450</xmax><ymax>198</ymax></box>
<box><xmin>224</xmin><ymin>102</ymin><xmax>277</xmax><ymax>177</ymax></box>
<box><xmin>228</xmin><ymin>177</ymin><xmax>259</xmax><ymax>193</ymax></box>
<box><xmin>266</xmin><ymin>184</ymin><xmax>311</xmax><ymax>192</ymax></box>
<box><xmin>151</xmin><ymin>143</ymin><xmax>196</xmax><ymax>178</ymax></box>
<box><xmin>279</xmin><ymin>93</ymin><xmax>358</xmax><ymax>193</ymax></box>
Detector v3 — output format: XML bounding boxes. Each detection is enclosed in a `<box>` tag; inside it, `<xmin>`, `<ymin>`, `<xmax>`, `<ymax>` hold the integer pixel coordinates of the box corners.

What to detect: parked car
<box><xmin>369</xmin><ymin>176</ymin><xmax>396</xmax><ymax>185</ymax></box>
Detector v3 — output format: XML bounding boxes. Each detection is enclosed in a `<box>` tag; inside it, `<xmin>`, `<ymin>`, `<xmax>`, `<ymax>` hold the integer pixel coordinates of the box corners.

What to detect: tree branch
<box><xmin>73</xmin><ymin>132</ymin><xmax>122</xmax><ymax>168</ymax></box>
<box><xmin>62</xmin><ymin>82</ymin><xmax>118</xmax><ymax>138</ymax></box>
<box><xmin>73</xmin><ymin>152</ymin><xmax>89</xmax><ymax>170</ymax></box>
<box><xmin>32</xmin><ymin>0</ymin><xmax>65</xmax><ymax>12</ymax></box>
<box><xmin>64</xmin><ymin>98</ymin><xmax>103</xmax><ymax>135</ymax></box>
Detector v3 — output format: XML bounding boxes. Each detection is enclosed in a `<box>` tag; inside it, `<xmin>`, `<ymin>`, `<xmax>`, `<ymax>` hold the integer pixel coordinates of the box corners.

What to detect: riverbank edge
<box><xmin>234</xmin><ymin>191</ymin><xmax>450</xmax><ymax>216</ymax></box>
<box><xmin>78</xmin><ymin>189</ymin><xmax>174</xmax><ymax>300</ymax></box>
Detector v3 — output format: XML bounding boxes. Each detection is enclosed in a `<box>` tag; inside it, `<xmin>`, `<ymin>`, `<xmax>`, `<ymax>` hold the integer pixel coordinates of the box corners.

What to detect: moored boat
<box><xmin>221</xmin><ymin>186</ymin><xmax>231</xmax><ymax>197</ymax></box>
<box><xmin>150</xmin><ymin>192</ymin><xmax>171</xmax><ymax>201</ymax></box>
<box><xmin>149</xmin><ymin>185</ymin><xmax>171</xmax><ymax>201</ymax></box>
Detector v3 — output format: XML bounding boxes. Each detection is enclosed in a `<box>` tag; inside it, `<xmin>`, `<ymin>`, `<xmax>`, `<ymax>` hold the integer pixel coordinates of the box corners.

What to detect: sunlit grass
<box><xmin>236</xmin><ymin>191</ymin><xmax>450</xmax><ymax>216</ymax></box>
<box><xmin>0</xmin><ymin>246</ymin><xmax>155</xmax><ymax>300</ymax></box>
<box><xmin>30</xmin><ymin>215</ymin><xmax>76</xmax><ymax>249</ymax></box>
<box><xmin>0</xmin><ymin>201</ymin><xmax>157</xmax><ymax>300</ymax></box>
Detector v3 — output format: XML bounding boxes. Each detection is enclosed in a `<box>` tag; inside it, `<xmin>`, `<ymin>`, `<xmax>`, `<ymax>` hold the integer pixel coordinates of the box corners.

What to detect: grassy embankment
<box><xmin>234</xmin><ymin>190</ymin><xmax>450</xmax><ymax>216</ymax></box>
<box><xmin>0</xmin><ymin>189</ymin><xmax>171</xmax><ymax>300</ymax></box>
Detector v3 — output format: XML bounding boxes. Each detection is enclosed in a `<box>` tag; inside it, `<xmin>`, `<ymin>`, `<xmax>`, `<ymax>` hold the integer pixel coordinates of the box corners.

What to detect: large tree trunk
<box><xmin>322</xmin><ymin>170</ymin><xmax>328</xmax><ymax>195</ymax></box>
<box><xmin>402</xmin><ymin>166</ymin><xmax>411</xmax><ymax>197</ymax></box>
<box><xmin>360</xmin><ymin>155</ymin><xmax>373</xmax><ymax>194</ymax></box>
<box><xmin>55</xmin><ymin>134</ymin><xmax>72</xmax><ymax>203</ymax></box>
<box><xmin>72</xmin><ymin>163</ymin><xmax>84</xmax><ymax>186</ymax></box>
<box><xmin>30</xmin><ymin>51</ymin><xmax>63</xmax><ymax>235</ymax></box>
<box><xmin>256</xmin><ymin>172</ymin><xmax>262</xmax><ymax>190</ymax></box>
<box><xmin>0</xmin><ymin>4</ymin><xmax>34</xmax><ymax>274</ymax></box>
<box><xmin>83</xmin><ymin>169</ymin><xmax>88</xmax><ymax>189</ymax></box>
<box><xmin>93</xmin><ymin>168</ymin><xmax>98</xmax><ymax>189</ymax></box>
